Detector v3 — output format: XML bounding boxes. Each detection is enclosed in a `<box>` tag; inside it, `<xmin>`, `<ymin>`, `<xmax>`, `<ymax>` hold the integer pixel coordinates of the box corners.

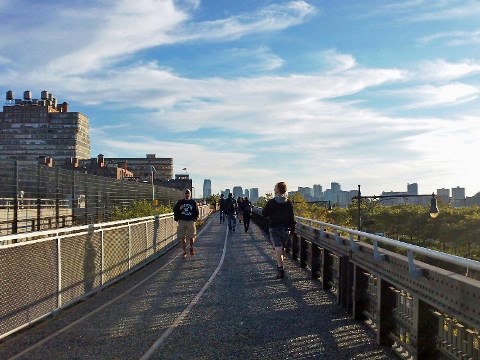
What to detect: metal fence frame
<box><xmin>0</xmin><ymin>207</ymin><xmax>211</xmax><ymax>340</ymax></box>
<box><xmin>0</xmin><ymin>159</ymin><xmax>184</xmax><ymax>235</ymax></box>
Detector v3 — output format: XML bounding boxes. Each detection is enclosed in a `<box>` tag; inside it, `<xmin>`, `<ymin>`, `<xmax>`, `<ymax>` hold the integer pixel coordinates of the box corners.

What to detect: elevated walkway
<box><xmin>0</xmin><ymin>215</ymin><xmax>396</xmax><ymax>359</ymax></box>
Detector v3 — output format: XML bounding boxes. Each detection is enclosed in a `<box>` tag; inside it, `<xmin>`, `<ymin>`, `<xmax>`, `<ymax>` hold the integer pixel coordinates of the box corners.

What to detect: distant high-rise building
<box><xmin>0</xmin><ymin>89</ymin><xmax>90</xmax><ymax>163</ymax></box>
<box><xmin>452</xmin><ymin>186</ymin><xmax>466</xmax><ymax>207</ymax></box>
<box><xmin>250</xmin><ymin>188</ymin><xmax>259</xmax><ymax>203</ymax></box>
<box><xmin>313</xmin><ymin>184</ymin><xmax>323</xmax><ymax>199</ymax></box>
<box><xmin>244</xmin><ymin>189</ymin><xmax>250</xmax><ymax>199</ymax></box>
<box><xmin>224</xmin><ymin>189</ymin><xmax>231</xmax><ymax>197</ymax></box>
<box><xmin>203</xmin><ymin>179</ymin><xmax>212</xmax><ymax>198</ymax></box>
<box><xmin>232</xmin><ymin>186</ymin><xmax>243</xmax><ymax>198</ymax></box>
<box><xmin>437</xmin><ymin>188</ymin><xmax>450</xmax><ymax>204</ymax></box>
<box><xmin>407</xmin><ymin>183</ymin><xmax>418</xmax><ymax>195</ymax></box>
<box><xmin>298</xmin><ymin>187</ymin><xmax>313</xmax><ymax>201</ymax></box>
<box><xmin>331</xmin><ymin>182</ymin><xmax>341</xmax><ymax>192</ymax></box>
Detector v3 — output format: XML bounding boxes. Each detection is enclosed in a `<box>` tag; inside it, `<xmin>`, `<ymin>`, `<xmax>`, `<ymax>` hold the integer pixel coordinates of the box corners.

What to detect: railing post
<box><xmin>57</xmin><ymin>234</ymin><xmax>62</xmax><ymax>308</ymax></box>
<box><xmin>101</xmin><ymin>230</ymin><xmax>105</xmax><ymax>285</ymax></box>
<box><xmin>128</xmin><ymin>222</ymin><xmax>132</xmax><ymax>270</ymax></box>
<box><xmin>377</xmin><ymin>278</ymin><xmax>395</xmax><ymax>346</ymax></box>
<box><xmin>300</xmin><ymin>236</ymin><xmax>308</xmax><ymax>268</ymax></box>
<box><xmin>36</xmin><ymin>165</ymin><xmax>41</xmax><ymax>231</ymax></box>
<box><xmin>12</xmin><ymin>160</ymin><xmax>18</xmax><ymax>234</ymax></box>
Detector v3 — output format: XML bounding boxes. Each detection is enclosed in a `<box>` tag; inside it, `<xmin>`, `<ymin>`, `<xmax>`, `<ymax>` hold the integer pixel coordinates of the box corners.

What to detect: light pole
<box><xmin>150</xmin><ymin>166</ymin><xmax>156</xmax><ymax>202</ymax></box>
<box><xmin>353</xmin><ymin>184</ymin><xmax>439</xmax><ymax>232</ymax></box>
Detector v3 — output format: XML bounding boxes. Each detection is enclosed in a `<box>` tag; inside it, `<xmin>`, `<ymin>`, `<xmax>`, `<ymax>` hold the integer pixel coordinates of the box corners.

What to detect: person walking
<box><xmin>237</xmin><ymin>196</ymin><xmax>244</xmax><ymax>224</ymax></box>
<box><xmin>225</xmin><ymin>193</ymin><xmax>237</xmax><ymax>231</ymax></box>
<box><xmin>173</xmin><ymin>189</ymin><xmax>199</xmax><ymax>259</ymax></box>
<box><xmin>262</xmin><ymin>182</ymin><xmax>295</xmax><ymax>279</ymax></box>
<box><xmin>242</xmin><ymin>196</ymin><xmax>253</xmax><ymax>232</ymax></box>
<box><xmin>219</xmin><ymin>194</ymin><xmax>226</xmax><ymax>223</ymax></box>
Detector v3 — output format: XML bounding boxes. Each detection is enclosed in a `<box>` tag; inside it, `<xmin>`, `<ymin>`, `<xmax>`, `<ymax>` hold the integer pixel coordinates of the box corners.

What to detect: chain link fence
<box><xmin>0</xmin><ymin>159</ymin><xmax>183</xmax><ymax>235</ymax></box>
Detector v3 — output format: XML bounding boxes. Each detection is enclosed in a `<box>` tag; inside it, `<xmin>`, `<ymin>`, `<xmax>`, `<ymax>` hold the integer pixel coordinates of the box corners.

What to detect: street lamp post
<box><xmin>353</xmin><ymin>184</ymin><xmax>439</xmax><ymax>232</ymax></box>
<box><xmin>151</xmin><ymin>166</ymin><xmax>156</xmax><ymax>202</ymax></box>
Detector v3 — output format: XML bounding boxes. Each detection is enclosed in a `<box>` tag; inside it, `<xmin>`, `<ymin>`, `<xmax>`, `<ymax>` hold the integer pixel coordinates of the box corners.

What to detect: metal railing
<box><xmin>0</xmin><ymin>206</ymin><xmax>211</xmax><ymax>340</ymax></box>
<box><xmin>251</xmin><ymin>208</ymin><xmax>480</xmax><ymax>360</ymax></box>
<box><xmin>0</xmin><ymin>159</ymin><xmax>184</xmax><ymax>235</ymax></box>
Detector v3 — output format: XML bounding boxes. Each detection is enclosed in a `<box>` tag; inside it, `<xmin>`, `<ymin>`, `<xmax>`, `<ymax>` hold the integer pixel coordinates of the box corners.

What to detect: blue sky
<box><xmin>1</xmin><ymin>0</ymin><xmax>480</xmax><ymax>197</ymax></box>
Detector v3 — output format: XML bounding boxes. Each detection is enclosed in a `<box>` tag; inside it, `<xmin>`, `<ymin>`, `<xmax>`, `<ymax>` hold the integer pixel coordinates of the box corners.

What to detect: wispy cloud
<box><xmin>391</xmin><ymin>83</ymin><xmax>479</xmax><ymax>109</ymax></box>
<box><xmin>358</xmin><ymin>0</ymin><xmax>480</xmax><ymax>22</ymax></box>
<box><xmin>175</xmin><ymin>1</ymin><xmax>316</xmax><ymax>42</ymax></box>
<box><xmin>415</xmin><ymin>59</ymin><xmax>480</xmax><ymax>82</ymax></box>
<box><xmin>419</xmin><ymin>30</ymin><xmax>480</xmax><ymax>46</ymax></box>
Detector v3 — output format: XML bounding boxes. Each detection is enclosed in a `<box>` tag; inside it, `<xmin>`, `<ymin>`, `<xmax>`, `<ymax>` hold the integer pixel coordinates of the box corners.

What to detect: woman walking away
<box><xmin>262</xmin><ymin>182</ymin><xmax>295</xmax><ymax>279</ymax></box>
<box><xmin>242</xmin><ymin>197</ymin><xmax>252</xmax><ymax>232</ymax></box>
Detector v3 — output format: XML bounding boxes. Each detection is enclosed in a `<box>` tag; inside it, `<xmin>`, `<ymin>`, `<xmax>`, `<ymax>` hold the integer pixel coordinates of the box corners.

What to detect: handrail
<box><xmin>295</xmin><ymin>216</ymin><xmax>480</xmax><ymax>273</ymax></box>
<box><xmin>0</xmin><ymin>205</ymin><xmax>211</xmax><ymax>245</ymax></box>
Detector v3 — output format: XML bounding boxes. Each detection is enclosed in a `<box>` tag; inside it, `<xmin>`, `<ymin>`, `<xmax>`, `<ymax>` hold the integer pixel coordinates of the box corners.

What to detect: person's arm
<box><xmin>193</xmin><ymin>201</ymin><xmax>199</xmax><ymax>221</ymax></box>
<box><xmin>288</xmin><ymin>201</ymin><xmax>296</xmax><ymax>232</ymax></box>
<box><xmin>173</xmin><ymin>201</ymin><xmax>181</xmax><ymax>221</ymax></box>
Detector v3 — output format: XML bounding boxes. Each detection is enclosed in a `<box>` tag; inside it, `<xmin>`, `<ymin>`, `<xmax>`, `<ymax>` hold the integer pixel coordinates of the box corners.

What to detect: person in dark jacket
<box><xmin>173</xmin><ymin>189</ymin><xmax>199</xmax><ymax>258</ymax></box>
<box><xmin>237</xmin><ymin>196</ymin><xmax>245</xmax><ymax>224</ymax></box>
<box><xmin>242</xmin><ymin>197</ymin><xmax>253</xmax><ymax>232</ymax></box>
<box><xmin>219</xmin><ymin>194</ymin><xmax>226</xmax><ymax>223</ymax></box>
<box><xmin>225</xmin><ymin>193</ymin><xmax>237</xmax><ymax>231</ymax></box>
<box><xmin>262</xmin><ymin>181</ymin><xmax>295</xmax><ymax>279</ymax></box>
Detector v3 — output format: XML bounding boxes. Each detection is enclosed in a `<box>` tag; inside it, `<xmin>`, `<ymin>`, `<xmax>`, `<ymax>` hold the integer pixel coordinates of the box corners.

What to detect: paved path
<box><xmin>0</xmin><ymin>215</ymin><xmax>397</xmax><ymax>359</ymax></box>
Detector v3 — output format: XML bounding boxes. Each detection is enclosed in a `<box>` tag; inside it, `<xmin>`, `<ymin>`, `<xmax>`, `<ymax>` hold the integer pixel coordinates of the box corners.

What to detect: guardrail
<box><xmin>251</xmin><ymin>208</ymin><xmax>480</xmax><ymax>360</ymax></box>
<box><xmin>0</xmin><ymin>206</ymin><xmax>211</xmax><ymax>340</ymax></box>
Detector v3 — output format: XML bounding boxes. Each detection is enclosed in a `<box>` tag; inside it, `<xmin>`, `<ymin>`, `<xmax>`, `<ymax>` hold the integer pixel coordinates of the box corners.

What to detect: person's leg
<box><xmin>186</xmin><ymin>221</ymin><xmax>196</xmax><ymax>255</ymax></box>
<box><xmin>227</xmin><ymin>214</ymin><xmax>232</xmax><ymax>230</ymax></box>
<box><xmin>232</xmin><ymin>214</ymin><xmax>236</xmax><ymax>231</ymax></box>
<box><xmin>177</xmin><ymin>220</ymin><xmax>188</xmax><ymax>258</ymax></box>
<box><xmin>269</xmin><ymin>227</ymin><xmax>285</xmax><ymax>278</ymax></box>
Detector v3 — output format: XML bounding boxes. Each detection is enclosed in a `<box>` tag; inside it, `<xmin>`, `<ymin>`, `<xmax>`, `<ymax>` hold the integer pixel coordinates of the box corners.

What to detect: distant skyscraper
<box><xmin>313</xmin><ymin>184</ymin><xmax>323</xmax><ymax>198</ymax></box>
<box><xmin>232</xmin><ymin>186</ymin><xmax>243</xmax><ymax>198</ymax></box>
<box><xmin>437</xmin><ymin>188</ymin><xmax>450</xmax><ymax>204</ymax></box>
<box><xmin>203</xmin><ymin>179</ymin><xmax>212</xmax><ymax>198</ymax></box>
<box><xmin>298</xmin><ymin>187</ymin><xmax>313</xmax><ymax>200</ymax></box>
<box><xmin>244</xmin><ymin>189</ymin><xmax>250</xmax><ymax>198</ymax></box>
<box><xmin>331</xmin><ymin>182</ymin><xmax>341</xmax><ymax>192</ymax></box>
<box><xmin>407</xmin><ymin>183</ymin><xmax>418</xmax><ymax>195</ymax></box>
<box><xmin>452</xmin><ymin>186</ymin><xmax>465</xmax><ymax>207</ymax></box>
<box><xmin>250</xmin><ymin>188</ymin><xmax>259</xmax><ymax>203</ymax></box>
<box><xmin>224</xmin><ymin>188</ymin><xmax>231</xmax><ymax>197</ymax></box>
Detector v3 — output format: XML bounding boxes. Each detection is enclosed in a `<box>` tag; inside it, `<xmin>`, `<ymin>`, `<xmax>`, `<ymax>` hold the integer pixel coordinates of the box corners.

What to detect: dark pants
<box><xmin>243</xmin><ymin>211</ymin><xmax>251</xmax><ymax>230</ymax></box>
<box><xmin>227</xmin><ymin>213</ymin><xmax>236</xmax><ymax>230</ymax></box>
<box><xmin>219</xmin><ymin>210</ymin><xmax>225</xmax><ymax>223</ymax></box>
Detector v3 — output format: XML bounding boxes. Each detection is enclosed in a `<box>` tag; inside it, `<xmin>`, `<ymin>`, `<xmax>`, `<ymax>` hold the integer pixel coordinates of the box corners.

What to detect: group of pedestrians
<box><xmin>173</xmin><ymin>181</ymin><xmax>295</xmax><ymax>279</ymax></box>
<box><xmin>219</xmin><ymin>193</ymin><xmax>252</xmax><ymax>232</ymax></box>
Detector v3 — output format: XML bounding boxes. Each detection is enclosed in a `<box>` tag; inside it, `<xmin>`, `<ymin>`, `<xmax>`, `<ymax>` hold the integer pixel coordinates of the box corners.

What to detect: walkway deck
<box><xmin>0</xmin><ymin>215</ymin><xmax>397</xmax><ymax>359</ymax></box>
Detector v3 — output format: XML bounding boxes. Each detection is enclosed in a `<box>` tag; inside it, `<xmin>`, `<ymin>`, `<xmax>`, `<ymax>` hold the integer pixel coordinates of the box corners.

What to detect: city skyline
<box><xmin>1</xmin><ymin>1</ymin><xmax>480</xmax><ymax>197</ymax></box>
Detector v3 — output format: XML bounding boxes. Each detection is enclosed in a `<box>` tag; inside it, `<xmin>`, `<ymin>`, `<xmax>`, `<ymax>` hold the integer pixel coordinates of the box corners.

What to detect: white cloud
<box><xmin>416</xmin><ymin>59</ymin><xmax>480</xmax><ymax>81</ymax></box>
<box><xmin>419</xmin><ymin>30</ymin><xmax>480</xmax><ymax>46</ymax></box>
<box><xmin>321</xmin><ymin>49</ymin><xmax>357</xmax><ymax>73</ymax></box>
<box><xmin>393</xmin><ymin>83</ymin><xmax>479</xmax><ymax>109</ymax></box>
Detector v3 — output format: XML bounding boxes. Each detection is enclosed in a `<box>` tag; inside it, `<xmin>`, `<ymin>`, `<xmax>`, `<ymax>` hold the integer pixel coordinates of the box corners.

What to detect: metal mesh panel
<box><xmin>0</xmin><ymin>241</ymin><xmax>57</xmax><ymax>336</ymax></box>
<box><xmin>130</xmin><ymin>223</ymin><xmax>147</xmax><ymax>268</ymax></box>
<box><xmin>103</xmin><ymin>227</ymin><xmax>129</xmax><ymax>283</ymax></box>
<box><xmin>0</xmin><ymin>159</ymin><xmax>182</xmax><ymax>235</ymax></box>
<box><xmin>146</xmin><ymin>221</ymin><xmax>155</xmax><ymax>258</ymax></box>
<box><xmin>60</xmin><ymin>232</ymin><xmax>102</xmax><ymax>305</ymax></box>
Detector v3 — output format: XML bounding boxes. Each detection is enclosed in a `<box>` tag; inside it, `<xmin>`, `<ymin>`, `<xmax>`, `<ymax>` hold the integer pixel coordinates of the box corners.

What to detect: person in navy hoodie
<box><xmin>262</xmin><ymin>182</ymin><xmax>295</xmax><ymax>279</ymax></box>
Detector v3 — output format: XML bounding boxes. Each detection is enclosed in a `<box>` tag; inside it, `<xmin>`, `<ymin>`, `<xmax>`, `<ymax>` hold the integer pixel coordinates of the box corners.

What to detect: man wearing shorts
<box><xmin>173</xmin><ymin>189</ymin><xmax>199</xmax><ymax>259</ymax></box>
<box><xmin>262</xmin><ymin>182</ymin><xmax>295</xmax><ymax>279</ymax></box>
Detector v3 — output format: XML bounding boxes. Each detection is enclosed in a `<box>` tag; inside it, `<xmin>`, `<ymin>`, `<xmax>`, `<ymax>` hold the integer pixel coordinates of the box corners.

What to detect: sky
<box><xmin>1</xmin><ymin>0</ymin><xmax>480</xmax><ymax>198</ymax></box>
